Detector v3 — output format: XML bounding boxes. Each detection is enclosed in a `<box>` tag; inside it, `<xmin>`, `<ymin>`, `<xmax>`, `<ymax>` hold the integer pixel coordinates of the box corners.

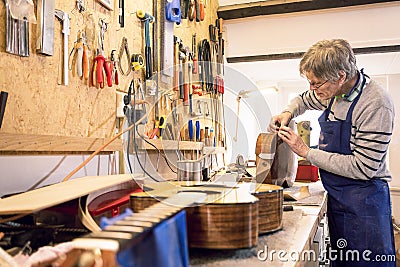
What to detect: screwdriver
<box><xmin>195</xmin><ymin>121</ymin><xmax>200</xmax><ymax>142</ymax></box>
<box><xmin>188</xmin><ymin>120</ymin><xmax>194</xmax><ymax>141</ymax></box>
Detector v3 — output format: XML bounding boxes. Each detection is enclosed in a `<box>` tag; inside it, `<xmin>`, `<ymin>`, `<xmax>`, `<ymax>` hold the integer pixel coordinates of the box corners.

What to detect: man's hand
<box><xmin>278</xmin><ymin>125</ymin><xmax>311</xmax><ymax>158</ymax></box>
<box><xmin>267</xmin><ymin>111</ymin><xmax>292</xmax><ymax>133</ymax></box>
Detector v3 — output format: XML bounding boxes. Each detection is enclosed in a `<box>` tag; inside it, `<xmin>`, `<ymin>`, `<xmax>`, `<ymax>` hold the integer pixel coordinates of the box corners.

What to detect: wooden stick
<box><xmin>62</xmin><ymin>100</ymin><xmax>150</xmax><ymax>182</ymax></box>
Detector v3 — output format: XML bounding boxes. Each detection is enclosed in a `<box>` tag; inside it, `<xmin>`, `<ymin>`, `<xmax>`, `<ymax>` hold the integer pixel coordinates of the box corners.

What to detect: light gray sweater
<box><xmin>284</xmin><ymin>79</ymin><xmax>394</xmax><ymax>181</ymax></box>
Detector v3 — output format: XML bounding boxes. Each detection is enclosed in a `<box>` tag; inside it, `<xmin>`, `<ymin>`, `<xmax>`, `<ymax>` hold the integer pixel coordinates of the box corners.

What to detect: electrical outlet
<box><xmin>116</xmin><ymin>91</ymin><xmax>125</xmax><ymax>118</ymax></box>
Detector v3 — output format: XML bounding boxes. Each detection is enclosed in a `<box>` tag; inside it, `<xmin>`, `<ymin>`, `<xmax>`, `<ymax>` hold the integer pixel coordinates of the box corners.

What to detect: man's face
<box><xmin>306</xmin><ymin>72</ymin><xmax>341</xmax><ymax>101</ymax></box>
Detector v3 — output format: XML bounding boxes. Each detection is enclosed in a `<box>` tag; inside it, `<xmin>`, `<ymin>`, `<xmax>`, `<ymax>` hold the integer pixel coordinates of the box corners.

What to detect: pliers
<box><xmin>111</xmin><ymin>50</ymin><xmax>119</xmax><ymax>85</ymax></box>
<box><xmin>94</xmin><ymin>19</ymin><xmax>112</xmax><ymax>88</ymax></box>
<box><xmin>69</xmin><ymin>31</ymin><xmax>90</xmax><ymax>79</ymax></box>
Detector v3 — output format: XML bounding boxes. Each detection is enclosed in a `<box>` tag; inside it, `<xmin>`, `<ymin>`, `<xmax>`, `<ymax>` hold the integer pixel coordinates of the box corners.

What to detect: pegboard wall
<box><xmin>0</xmin><ymin>0</ymin><xmax>219</xmax><ymax>143</ymax></box>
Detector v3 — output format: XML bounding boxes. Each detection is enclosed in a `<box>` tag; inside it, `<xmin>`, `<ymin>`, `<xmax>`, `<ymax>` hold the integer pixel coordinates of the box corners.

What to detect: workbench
<box><xmin>189</xmin><ymin>181</ymin><xmax>327</xmax><ymax>267</ymax></box>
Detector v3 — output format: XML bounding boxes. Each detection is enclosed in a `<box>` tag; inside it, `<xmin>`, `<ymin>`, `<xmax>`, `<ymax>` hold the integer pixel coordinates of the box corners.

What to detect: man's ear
<box><xmin>338</xmin><ymin>70</ymin><xmax>347</xmax><ymax>84</ymax></box>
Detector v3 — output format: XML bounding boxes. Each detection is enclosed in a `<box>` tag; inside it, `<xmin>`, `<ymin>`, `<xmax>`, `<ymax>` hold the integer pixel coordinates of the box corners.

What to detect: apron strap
<box><xmin>345</xmin><ymin>70</ymin><xmax>367</xmax><ymax>122</ymax></box>
<box><xmin>323</xmin><ymin>98</ymin><xmax>335</xmax><ymax>121</ymax></box>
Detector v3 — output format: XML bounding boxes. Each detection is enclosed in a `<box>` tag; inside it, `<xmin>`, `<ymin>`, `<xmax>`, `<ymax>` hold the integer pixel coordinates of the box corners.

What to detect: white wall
<box><xmin>0</xmin><ymin>154</ymin><xmax>118</xmax><ymax>197</ymax></box>
<box><xmin>225</xmin><ymin>3</ymin><xmax>400</xmax><ymax>57</ymax></box>
<box><xmin>223</xmin><ymin>2</ymin><xmax>400</xmax><ymax>220</ymax></box>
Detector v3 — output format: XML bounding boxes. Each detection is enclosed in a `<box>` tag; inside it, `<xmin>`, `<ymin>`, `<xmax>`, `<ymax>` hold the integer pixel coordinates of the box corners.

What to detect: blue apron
<box><xmin>318</xmin><ymin>86</ymin><xmax>395</xmax><ymax>266</ymax></box>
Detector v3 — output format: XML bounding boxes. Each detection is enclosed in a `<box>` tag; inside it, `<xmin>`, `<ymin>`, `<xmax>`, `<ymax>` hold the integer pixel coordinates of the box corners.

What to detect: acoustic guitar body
<box><xmin>184</xmin><ymin>197</ymin><xmax>258</xmax><ymax>249</ymax></box>
<box><xmin>130</xmin><ymin>181</ymin><xmax>282</xmax><ymax>249</ymax></box>
<box><xmin>252</xmin><ymin>184</ymin><xmax>283</xmax><ymax>234</ymax></box>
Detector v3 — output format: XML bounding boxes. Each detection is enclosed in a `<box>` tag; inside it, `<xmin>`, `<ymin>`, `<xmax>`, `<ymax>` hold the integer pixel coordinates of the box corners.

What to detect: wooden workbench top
<box><xmin>189</xmin><ymin>181</ymin><xmax>327</xmax><ymax>267</ymax></box>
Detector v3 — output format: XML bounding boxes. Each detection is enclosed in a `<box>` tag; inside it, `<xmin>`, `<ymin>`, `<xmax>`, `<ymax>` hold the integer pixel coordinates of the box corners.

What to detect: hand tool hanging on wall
<box><xmin>179</xmin><ymin>52</ymin><xmax>185</xmax><ymax>99</ymax></box>
<box><xmin>181</xmin><ymin>0</ymin><xmax>188</xmax><ymax>19</ymax></box>
<box><xmin>214</xmin><ymin>75</ymin><xmax>225</xmax><ymax>146</ymax></box>
<box><xmin>166</xmin><ymin>0</ymin><xmax>181</xmax><ymax>24</ymax></box>
<box><xmin>192</xmin><ymin>34</ymin><xmax>198</xmax><ymax>74</ymax></box>
<box><xmin>55</xmin><ymin>9</ymin><xmax>70</xmax><ymax>85</ymax></box>
<box><xmin>188</xmin><ymin>0</ymin><xmax>195</xmax><ymax>21</ymax></box>
<box><xmin>173</xmin><ymin>36</ymin><xmax>182</xmax><ymax>92</ymax></box>
<box><xmin>69</xmin><ymin>31</ymin><xmax>89</xmax><ymax>79</ymax></box>
<box><xmin>76</xmin><ymin>0</ymin><xmax>85</xmax><ymax>12</ymax></box>
<box><xmin>188</xmin><ymin>63</ymin><xmax>193</xmax><ymax>113</ymax></box>
<box><xmin>119</xmin><ymin>0</ymin><xmax>124</xmax><ymax>27</ymax></box>
<box><xmin>157</xmin><ymin>115</ymin><xmax>166</xmax><ymax>139</ymax></box>
<box><xmin>195</xmin><ymin>0</ymin><xmax>201</xmax><ymax>22</ymax></box>
<box><xmin>36</xmin><ymin>0</ymin><xmax>55</xmax><ymax>55</ymax></box>
<box><xmin>111</xmin><ymin>50</ymin><xmax>119</xmax><ymax>85</ymax></box>
<box><xmin>95</xmin><ymin>19</ymin><xmax>112</xmax><ymax>88</ymax></box>
<box><xmin>188</xmin><ymin>120</ymin><xmax>194</xmax><ymax>141</ymax></box>
<box><xmin>5</xmin><ymin>2</ymin><xmax>30</xmax><ymax>57</ymax></box>
<box><xmin>216</xmin><ymin>18</ymin><xmax>225</xmax><ymax>75</ymax></box>
<box><xmin>162</xmin><ymin>0</ymin><xmax>180</xmax><ymax>79</ymax></box>
<box><xmin>136</xmin><ymin>10</ymin><xmax>155</xmax><ymax>80</ymax></box>
<box><xmin>0</xmin><ymin>91</ymin><xmax>8</xmax><ymax>129</ymax></box>
<box><xmin>181</xmin><ymin>46</ymin><xmax>190</xmax><ymax>106</ymax></box>
<box><xmin>199</xmin><ymin>39</ymin><xmax>212</xmax><ymax>92</ymax></box>
<box><xmin>131</xmin><ymin>53</ymin><xmax>144</xmax><ymax>71</ymax></box>
<box><xmin>199</xmin><ymin>0</ymin><xmax>205</xmax><ymax>21</ymax></box>
<box><xmin>195</xmin><ymin>121</ymin><xmax>200</xmax><ymax>142</ymax></box>
<box><xmin>118</xmin><ymin>37</ymin><xmax>131</xmax><ymax>76</ymax></box>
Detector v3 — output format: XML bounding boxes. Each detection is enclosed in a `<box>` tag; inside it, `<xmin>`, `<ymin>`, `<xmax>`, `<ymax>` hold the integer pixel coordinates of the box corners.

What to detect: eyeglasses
<box><xmin>308</xmin><ymin>79</ymin><xmax>328</xmax><ymax>90</ymax></box>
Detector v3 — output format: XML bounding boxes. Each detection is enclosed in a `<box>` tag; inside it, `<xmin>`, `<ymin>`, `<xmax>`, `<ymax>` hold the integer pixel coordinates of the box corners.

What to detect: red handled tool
<box><xmin>199</xmin><ymin>0</ymin><xmax>205</xmax><ymax>21</ymax></box>
<box><xmin>192</xmin><ymin>84</ymin><xmax>203</xmax><ymax>96</ymax></box>
<box><xmin>94</xmin><ymin>19</ymin><xmax>112</xmax><ymax>88</ymax></box>
<box><xmin>214</xmin><ymin>75</ymin><xmax>224</xmax><ymax>94</ymax></box>
<box><xmin>95</xmin><ymin>54</ymin><xmax>112</xmax><ymax>88</ymax></box>
<box><xmin>192</xmin><ymin>34</ymin><xmax>198</xmax><ymax>74</ymax></box>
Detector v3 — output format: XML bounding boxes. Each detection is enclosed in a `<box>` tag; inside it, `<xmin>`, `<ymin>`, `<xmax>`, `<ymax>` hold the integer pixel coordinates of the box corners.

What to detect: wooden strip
<box><xmin>136</xmin><ymin>139</ymin><xmax>203</xmax><ymax>151</ymax></box>
<box><xmin>227</xmin><ymin>45</ymin><xmax>400</xmax><ymax>63</ymax></box>
<box><xmin>0</xmin><ymin>132</ymin><xmax>122</xmax><ymax>152</ymax></box>
<box><xmin>0</xmin><ymin>174</ymin><xmax>137</xmax><ymax>215</ymax></box>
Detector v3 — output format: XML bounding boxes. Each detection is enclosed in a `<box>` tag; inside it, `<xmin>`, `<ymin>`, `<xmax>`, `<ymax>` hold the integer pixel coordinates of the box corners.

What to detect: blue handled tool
<box><xmin>188</xmin><ymin>120</ymin><xmax>194</xmax><ymax>141</ymax></box>
<box><xmin>166</xmin><ymin>0</ymin><xmax>181</xmax><ymax>24</ymax></box>
<box><xmin>196</xmin><ymin>121</ymin><xmax>200</xmax><ymax>142</ymax></box>
<box><xmin>137</xmin><ymin>10</ymin><xmax>155</xmax><ymax>79</ymax></box>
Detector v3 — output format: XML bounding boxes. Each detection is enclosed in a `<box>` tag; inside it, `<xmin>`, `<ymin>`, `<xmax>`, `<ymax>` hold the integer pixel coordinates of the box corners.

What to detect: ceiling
<box><xmin>218</xmin><ymin>0</ymin><xmax>400</xmax><ymax>86</ymax></box>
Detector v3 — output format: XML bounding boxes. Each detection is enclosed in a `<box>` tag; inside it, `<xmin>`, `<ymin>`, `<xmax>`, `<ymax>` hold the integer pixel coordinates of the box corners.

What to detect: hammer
<box><xmin>137</xmin><ymin>10</ymin><xmax>155</xmax><ymax>80</ymax></box>
<box><xmin>55</xmin><ymin>9</ymin><xmax>70</xmax><ymax>85</ymax></box>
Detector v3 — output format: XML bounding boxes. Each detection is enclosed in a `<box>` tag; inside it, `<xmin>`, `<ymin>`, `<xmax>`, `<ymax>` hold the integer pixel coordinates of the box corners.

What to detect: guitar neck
<box><xmin>67</xmin><ymin>192</ymin><xmax>206</xmax><ymax>266</ymax></box>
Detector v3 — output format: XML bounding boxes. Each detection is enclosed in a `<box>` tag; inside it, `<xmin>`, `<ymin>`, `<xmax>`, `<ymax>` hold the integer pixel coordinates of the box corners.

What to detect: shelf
<box><xmin>203</xmin><ymin>146</ymin><xmax>226</xmax><ymax>155</ymax></box>
<box><xmin>0</xmin><ymin>132</ymin><xmax>122</xmax><ymax>152</ymax></box>
<box><xmin>136</xmin><ymin>139</ymin><xmax>204</xmax><ymax>151</ymax></box>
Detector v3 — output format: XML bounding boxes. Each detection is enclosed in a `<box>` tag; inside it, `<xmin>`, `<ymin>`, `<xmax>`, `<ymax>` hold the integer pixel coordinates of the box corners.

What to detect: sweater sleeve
<box><xmin>306</xmin><ymin>106</ymin><xmax>394</xmax><ymax>180</ymax></box>
<box><xmin>284</xmin><ymin>90</ymin><xmax>328</xmax><ymax>117</ymax></box>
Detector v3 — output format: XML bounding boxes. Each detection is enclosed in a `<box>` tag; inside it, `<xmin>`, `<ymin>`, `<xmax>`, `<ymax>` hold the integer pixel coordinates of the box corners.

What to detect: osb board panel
<box><xmin>0</xmin><ymin>0</ymin><xmax>151</xmax><ymax>139</ymax></box>
<box><xmin>150</xmin><ymin>0</ymin><xmax>220</xmax><ymax>141</ymax></box>
<box><xmin>0</xmin><ymin>132</ymin><xmax>122</xmax><ymax>152</ymax></box>
<box><xmin>175</xmin><ymin>0</ymin><xmax>219</xmax><ymax>50</ymax></box>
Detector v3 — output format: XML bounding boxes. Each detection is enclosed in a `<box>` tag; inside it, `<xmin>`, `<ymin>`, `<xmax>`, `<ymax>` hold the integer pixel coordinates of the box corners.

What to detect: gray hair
<box><xmin>299</xmin><ymin>39</ymin><xmax>357</xmax><ymax>82</ymax></box>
